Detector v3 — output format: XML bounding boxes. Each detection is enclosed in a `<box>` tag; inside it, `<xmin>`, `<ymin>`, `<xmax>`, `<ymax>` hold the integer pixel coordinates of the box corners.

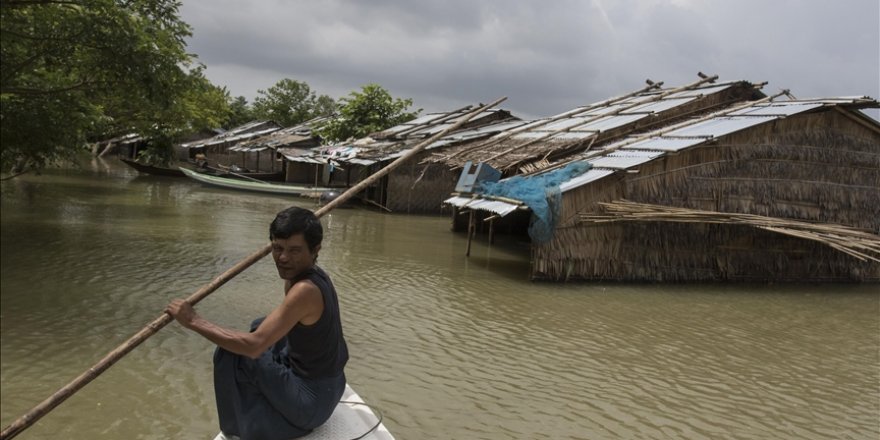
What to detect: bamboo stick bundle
<box><xmin>579</xmin><ymin>200</ymin><xmax>880</xmax><ymax>262</ymax></box>
<box><xmin>438</xmin><ymin>81</ymin><xmax>666</xmax><ymax>163</ymax></box>
<box><xmin>479</xmin><ymin>74</ymin><xmax>721</xmax><ymax>167</ymax></box>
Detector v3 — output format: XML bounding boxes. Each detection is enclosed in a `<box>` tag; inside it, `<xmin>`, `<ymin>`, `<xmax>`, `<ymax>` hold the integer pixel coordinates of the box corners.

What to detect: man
<box><xmin>166</xmin><ymin>207</ymin><xmax>348</xmax><ymax>440</ymax></box>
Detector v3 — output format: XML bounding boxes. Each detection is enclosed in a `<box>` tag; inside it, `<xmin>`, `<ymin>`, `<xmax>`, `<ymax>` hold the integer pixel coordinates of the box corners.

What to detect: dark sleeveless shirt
<box><xmin>285</xmin><ymin>266</ymin><xmax>349</xmax><ymax>379</ymax></box>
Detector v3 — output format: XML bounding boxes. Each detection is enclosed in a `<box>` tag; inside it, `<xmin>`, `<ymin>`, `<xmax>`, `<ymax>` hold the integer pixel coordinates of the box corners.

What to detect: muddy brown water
<box><xmin>1</xmin><ymin>158</ymin><xmax>878</xmax><ymax>439</ymax></box>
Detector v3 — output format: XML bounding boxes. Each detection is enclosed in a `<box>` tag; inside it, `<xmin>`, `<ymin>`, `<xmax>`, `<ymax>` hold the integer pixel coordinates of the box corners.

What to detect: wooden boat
<box><xmin>120</xmin><ymin>157</ymin><xmax>186</xmax><ymax>177</ymax></box>
<box><xmin>120</xmin><ymin>158</ymin><xmax>285</xmax><ymax>181</ymax></box>
<box><xmin>180</xmin><ymin>167</ymin><xmax>328</xmax><ymax>196</ymax></box>
<box><xmin>211</xmin><ymin>163</ymin><xmax>285</xmax><ymax>182</ymax></box>
<box><xmin>212</xmin><ymin>384</ymin><xmax>394</xmax><ymax>439</ymax></box>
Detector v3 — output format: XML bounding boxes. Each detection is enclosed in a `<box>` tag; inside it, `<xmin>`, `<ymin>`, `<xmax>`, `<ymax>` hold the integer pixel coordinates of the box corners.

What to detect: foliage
<box><xmin>0</xmin><ymin>0</ymin><xmax>230</xmax><ymax>172</ymax></box>
<box><xmin>224</xmin><ymin>95</ymin><xmax>255</xmax><ymax>129</ymax></box>
<box><xmin>251</xmin><ymin>78</ymin><xmax>336</xmax><ymax>127</ymax></box>
<box><xmin>316</xmin><ymin>84</ymin><xmax>419</xmax><ymax>142</ymax></box>
<box><xmin>314</xmin><ymin>94</ymin><xmax>337</xmax><ymax>118</ymax></box>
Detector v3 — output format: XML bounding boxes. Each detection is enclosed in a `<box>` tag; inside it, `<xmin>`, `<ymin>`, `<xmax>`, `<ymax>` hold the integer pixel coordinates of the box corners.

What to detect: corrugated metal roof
<box><xmin>729</xmin><ymin>102</ymin><xmax>825</xmax><ymax>116</ymax></box>
<box><xmin>666</xmin><ymin>116</ymin><xmax>776</xmax><ymax>138</ymax></box>
<box><xmin>619</xmin><ymin>137</ymin><xmax>706</xmax><ymax>152</ymax></box>
<box><xmin>664</xmin><ymin>84</ymin><xmax>733</xmax><ymax>98</ymax></box>
<box><xmin>513</xmin><ymin>114</ymin><xmax>649</xmax><ymax>140</ymax></box>
<box><xmin>587</xmin><ymin>150</ymin><xmax>664</xmax><ymax>169</ymax></box>
<box><xmin>443</xmin><ymin>196</ymin><xmax>521</xmax><ymax>217</ymax></box>
<box><xmin>558</xmin><ymin>168</ymin><xmax>615</xmax><ymax>192</ymax></box>
<box><xmin>547</xmin><ymin>131</ymin><xmax>600</xmax><ymax>141</ymax></box>
<box><xmin>229</xmin><ymin>146</ymin><xmax>270</xmax><ymax>152</ymax></box>
<box><xmin>621</xmin><ymin>97</ymin><xmax>697</xmax><ymax>114</ymax></box>
<box><xmin>455</xmin><ymin>96</ymin><xmax>879</xmax><ymax>210</ymax></box>
<box><xmin>339</xmin><ymin>118</ymin><xmax>525</xmax><ymax>164</ymax></box>
<box><xmin>280</xmin><ymin>154</ymin><xmax>326</xmax><ymax>164</ymax></box>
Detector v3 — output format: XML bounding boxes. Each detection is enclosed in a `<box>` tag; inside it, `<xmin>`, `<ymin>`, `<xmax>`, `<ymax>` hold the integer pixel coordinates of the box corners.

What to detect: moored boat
<box><xmin>120</xmin><ymin>158</ymin><xmax>285</xmax><ymax>181</ymax></box>
<box><xmin>180</xmin><ymin>167</ymin><xmax>328</xmax><ymax>196</ymax></box>
<box><xmin>212</xmin><ymin>384</ymin><xmax>393</xmax><ymax>440</ymax></box>
<box><xmin>120</xmin><ymin>157</ymin><xmax>187</xmax><ymax>177</ymax></box>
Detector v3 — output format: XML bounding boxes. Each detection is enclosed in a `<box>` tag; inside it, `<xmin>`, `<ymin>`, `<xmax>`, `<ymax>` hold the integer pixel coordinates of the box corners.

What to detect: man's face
<box><xmin>271</xmin><ymin>234</ymin><xmax>319</xmax><ymax>280</ymax></box>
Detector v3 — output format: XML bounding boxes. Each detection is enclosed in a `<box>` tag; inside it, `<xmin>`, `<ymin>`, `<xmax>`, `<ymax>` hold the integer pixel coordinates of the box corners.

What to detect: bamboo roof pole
<box><xmin>537</xmin><ymin>88</ymin><xmax>788</xmax><ymax>176</ymax></box>
<box><xmin>0</xmin><ymin>96</ymin><xmax>508</xmax><ymax>440</ymax></box>
<box><xmin>441</xmin><ymin>81</ymin><xmax>666</xmax><ymax>162</ymax></box>
<box><xmin>393</xmin><ymin>104</ymin><xmax>475</xmax><ymax>138</ymax></box>
<box><xmin>483</xmin><ymin>74</ymin><xmax>723</xmax><ymax>168</ymax></box>
<box><xmin>357</xmin><ymin>104</ymin><xmax>474</xmax><ymax>161</ymax></box>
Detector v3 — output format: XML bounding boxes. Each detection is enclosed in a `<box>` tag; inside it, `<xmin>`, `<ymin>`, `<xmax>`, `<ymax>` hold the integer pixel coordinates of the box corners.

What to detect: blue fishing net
<box><xmin>477</xmin><ymin>161</ymin><xmax>592</xmax><ymax>243</ymax></box>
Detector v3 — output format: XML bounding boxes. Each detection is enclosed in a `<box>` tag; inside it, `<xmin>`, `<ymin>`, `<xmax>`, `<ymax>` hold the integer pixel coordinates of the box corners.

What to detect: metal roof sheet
<box><xmin>619</xmin><ymin>137</ymin><xmax>706</xmax><ymax>152</ymax></box>
<box><xmin>512</xmin><ymin>114</ymin><xmax>649</xmax><ymax>139</ymax></box>
<box><xmin>280</xmin><ymin>154</ymin><xmax>326</xmax><ymax>164</ymax></box>
<box><xmin>541</xmin><ymin>117</ymin><xmax>594</xmax><ymax>131</ymax></box>
<box><xmin>547</xmin><ymin>131</ymin><xmax>599</xmax><ymax>141</ymax></box>
<box><xmin>665</xmin><ymin>84</ymin><xmax>733</xmax><ymax>98</ymax></box>
<box><xmin>587</xmin><ymin>150</ymin><xmax>664</xmax><ymax>169</ymax></box>
<box><xmin>579</xmin><ymin>113</ymin><xmax>649</xmax><ymax>131</ymax></box>
<box><xmin>577</xmin><ymin>102</ymin><xmax>633</xmax><ymax>116</ymax></box>
<box><xmin>729</xmin><ymin>102</ymin><xmax>825</xmax><ymax>116</ymax></box>
<box><xmin>665</xmin><ymin>116</ymin><xmax>776</xmax><ymax>138</ymax></box>
<box><xmin>346</xmin><ymin>158</ymin><xmax>377</xmax><ymax>166</ymax></box>
<box><xmin>559</xmin><ymin>168</ymin><xmax>615</xmax><ymax>192</ymax></box>
<box><xmin>443</xmin><ymin>196</ymin><xmax>520</xmax><ymax>216</ymax></box>
<box><xmin>621</xmin><ymin>97</ymin><xmax>697</xmax><ymax>114</ymax></box>
<box><xmin>229</xmin><ymin>146</ymin><xmax>270</xmax><ymax>152</ymax></box>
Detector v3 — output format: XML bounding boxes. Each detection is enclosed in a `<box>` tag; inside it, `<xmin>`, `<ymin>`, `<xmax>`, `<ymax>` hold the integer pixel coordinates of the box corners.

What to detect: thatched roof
<box><xmin>231</xmin><ymin>116</ymin><xmax>332</xmax><ymax>153</ymax></box>
<box><xmin>446</xmin><ymin>95</ymin><xmax>880</xmax><ymax>220</ymax></box>
<box><xmin>280</xmin><ymin>105</ymin><xmax>522</xmax><ymax>166</ymax></box>
<box><xmin>426</xmin><ymin>75</ymin><xmax>767</xmax><ymax>173</ymax></box>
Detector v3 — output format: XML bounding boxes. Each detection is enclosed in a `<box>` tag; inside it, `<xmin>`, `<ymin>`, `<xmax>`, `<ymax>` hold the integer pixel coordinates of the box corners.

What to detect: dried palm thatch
<box><xmin>580</xmin><ymin>200</ymin><xmax>880</xmax><ymax>263</ymax></box>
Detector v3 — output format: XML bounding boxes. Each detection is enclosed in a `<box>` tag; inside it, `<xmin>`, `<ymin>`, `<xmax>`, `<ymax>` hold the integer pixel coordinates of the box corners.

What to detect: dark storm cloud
<box><xmin>180</xmin><ymin>0</ymin><xmax>880</xmax><ymax>120</ymax></box>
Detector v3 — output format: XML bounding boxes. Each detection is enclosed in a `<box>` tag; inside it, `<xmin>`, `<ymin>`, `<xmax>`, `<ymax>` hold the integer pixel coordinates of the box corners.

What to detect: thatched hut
<box><xmin>229</xmin><ymin>116</ymin><xmax>332</xmax><ymax>180</ymax></box>
<box><xmin>446</xmin><ymin>79</ymin><xmax>879</xmax><ymax>282</ymax></box>
<box><xmin>180</xmin><ymin>120</ymin><xmax>281</xmax><ymax>170</ymax></box>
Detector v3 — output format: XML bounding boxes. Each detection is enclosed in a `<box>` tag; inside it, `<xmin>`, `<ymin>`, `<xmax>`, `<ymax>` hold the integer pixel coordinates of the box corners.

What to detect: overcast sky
<box><xmin>179</xmin><ymin>0</ymin><xmax>880</xmax><ymax>120</ymax></box>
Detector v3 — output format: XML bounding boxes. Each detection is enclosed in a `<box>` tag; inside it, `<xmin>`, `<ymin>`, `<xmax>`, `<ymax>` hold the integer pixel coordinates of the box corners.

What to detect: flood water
<box><xmin>1</xmin><ymin>157</ymin><xmax>878</xmax><ymax>440</ymax></box>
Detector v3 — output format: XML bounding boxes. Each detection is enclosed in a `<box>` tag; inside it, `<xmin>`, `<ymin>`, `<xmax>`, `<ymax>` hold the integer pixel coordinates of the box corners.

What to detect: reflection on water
<box><xmin>1</xmin><ymin>157</ymin><xmax>878</xmax><ymax>439</ymax></box>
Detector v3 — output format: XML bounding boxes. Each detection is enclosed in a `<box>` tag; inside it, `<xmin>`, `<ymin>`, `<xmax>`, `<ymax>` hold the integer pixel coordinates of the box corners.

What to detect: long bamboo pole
<box><xmin>0</xmin><ymin>96</ymin><xmax>507</xmax><ymax>440</ymax></box>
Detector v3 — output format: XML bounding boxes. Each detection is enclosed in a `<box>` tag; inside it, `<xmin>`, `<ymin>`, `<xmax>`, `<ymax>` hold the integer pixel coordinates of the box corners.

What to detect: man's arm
<box><xmin>166</xmin><ymin>280</ymin><xmax>324</xmax><ymax>359</ymax></box>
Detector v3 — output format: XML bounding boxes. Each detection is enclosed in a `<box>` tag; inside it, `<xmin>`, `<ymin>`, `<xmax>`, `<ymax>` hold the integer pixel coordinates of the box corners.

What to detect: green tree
<box><xmin>251</xmin><ymin>78</ymin><xmax>335</xmax><ymax>127</ymax></box>
<box><xmin>314</xmin><ymin>94</ymin><xmax>337</xmax><ymax>118</ymax></box>
<box><xmin>0</xmin><ymin>0</ymin><xmax>230</xmax><ymax>172</ymax></box>
<box><xmin>316</xmin><ymin>84</ymin><xmax>420</xmax><ymax>142</ymax></box>
<box><xmin>224</xmin><ymin>95</ymin><xmax>255</xmax><ymax>129</ymax></box>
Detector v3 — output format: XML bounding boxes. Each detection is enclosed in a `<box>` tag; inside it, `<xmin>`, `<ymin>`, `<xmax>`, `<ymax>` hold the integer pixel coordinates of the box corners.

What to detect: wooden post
<box><xmin>0</xmin><ymin>97</ymin><xmax>508</xmax><ymax>440</ymax></box>
<box><xmin>489</xmin><ymin>217</ymin><xmax>495</xmax><ymax>245</ymax></box>
<box><xmin>466</xmin><ymin>210</ymin><xmax>475</xmax><ymax>257</ymax></box>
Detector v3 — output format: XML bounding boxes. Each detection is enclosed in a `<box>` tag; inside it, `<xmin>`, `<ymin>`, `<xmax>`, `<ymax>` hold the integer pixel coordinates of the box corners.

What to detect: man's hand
<box><xmin>165</xmin><ymin>299</ymin><xmax>197</xmax><ymax>328</ymax></box>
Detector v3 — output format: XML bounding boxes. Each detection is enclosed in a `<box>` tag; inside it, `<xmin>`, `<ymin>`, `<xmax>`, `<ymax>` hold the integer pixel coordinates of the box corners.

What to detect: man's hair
<box><xmin>269</xmin><ymin>207</ymin><xmax>323</xmax><ymax>251</ymax></box>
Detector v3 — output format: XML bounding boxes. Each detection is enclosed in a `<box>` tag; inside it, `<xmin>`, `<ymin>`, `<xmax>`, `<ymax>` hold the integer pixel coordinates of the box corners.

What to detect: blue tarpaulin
<box><xmin>476</xmin><ymin>161</ymin><xmax>592</xmax><ymax>243</ymax></box>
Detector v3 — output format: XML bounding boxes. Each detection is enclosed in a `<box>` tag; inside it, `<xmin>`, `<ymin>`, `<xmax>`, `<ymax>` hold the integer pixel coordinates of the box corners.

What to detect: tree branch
<box><xmin>1</xmin><ymin>81</ymin><xmax>93</xmax><ymax>95</ymax></box>
<box><xmin>1</xmin><ymin>0</ymin><xmax>86</xmax><ymax>8</ymax></box>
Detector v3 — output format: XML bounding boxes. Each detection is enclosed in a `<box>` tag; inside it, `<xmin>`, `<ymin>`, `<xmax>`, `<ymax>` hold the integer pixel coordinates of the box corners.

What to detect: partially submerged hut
<box><xmin>231</xmin><ymin>116</ymin><xmax>332</xmax><ymax>179</ymax></box>
<box><xmin>446</xmin><ymin>76</ymin><xmax>880</xmax><ymax>282</ymax></box>
<box><xmin>180</xmin><ymin>120</ymin><xmax>281</xmax><ymax>170</ymax></box>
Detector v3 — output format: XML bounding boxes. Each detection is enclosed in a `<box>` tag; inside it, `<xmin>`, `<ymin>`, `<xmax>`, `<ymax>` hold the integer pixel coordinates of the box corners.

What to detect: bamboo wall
<box><xmin>533</xmin><ymin>108</ymin><xmax>880</xmax><ymax>281</ymax></box>
<box><xmin>196</xmin><ymin>145</ymin><xmax>278</xmax><ymax>173</ymax></box>
<box><xmin>385</xmin><ymin>154</ymin><xmax>461</xmax><ymax>214</ymax></box>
